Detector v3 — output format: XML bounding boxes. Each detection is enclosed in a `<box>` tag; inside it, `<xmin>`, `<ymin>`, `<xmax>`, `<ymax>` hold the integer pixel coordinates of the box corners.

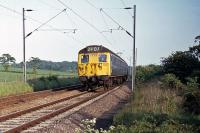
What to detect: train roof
<box><xmin>79</xmin><ymin>45</ymin><xmax>128</xmax><ymax>65</ymax></box>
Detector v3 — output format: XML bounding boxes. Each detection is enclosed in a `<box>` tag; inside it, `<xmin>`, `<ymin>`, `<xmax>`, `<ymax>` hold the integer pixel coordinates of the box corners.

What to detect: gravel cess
<box><xmin>35</xmin><ymin>83</ymin><xmax>131</xmax><ymax>133</ymax></box>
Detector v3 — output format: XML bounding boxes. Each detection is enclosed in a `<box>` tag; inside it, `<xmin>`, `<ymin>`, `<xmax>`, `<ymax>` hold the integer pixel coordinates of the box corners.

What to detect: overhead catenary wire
<box><xmin>0</xmin><ymin>2</ymin><xmax>85</xmax><ymax>44</ymax></box>
<box><xmin>85</xmin><ymin>0</ymin><xmax>116</xmax><ymax>44</ymax></box>
<box><xmin>39</xmin><ymin>28</ymin><xmax>77</xmax><ymax>31</ymax></box>
<box><xmin>32</xmin><ymin>1</ymin><xmax>85</xmax><ymax>44</ymax></box>
<box><xmin>38</xmin><ymin>0</ymin><xmax>85</xmax><ymax>43</ymax></box>
<box><xmin>100</xmin><ymin>8</ymin><xmax>133</xmax><ymax>38</ymax></box>
<box><xmin>63</xmin><ymin>11</ymin><xmax>88</xmax><ymax>44</ymax></box>
<box><xmin>25</xmin><ymin>8</ymin><xmax>67</xmax><ymax>38</ymax></box>
<box><xmin>0</xmin><ymin>3</ymin><xmax>21</xmax><ymax>15</ymax></box>
<box><xmin>83</xmin><ymin>0</ymin><xmax>133</xmax><ymax>38</ymax></box>
<box><xmin>99</xmin><ymin>8</ymin><xmax>118</xmax><ymax>45</ymax></box>
<box><xmin>83</xmin><ymin>0</ymin><xmax>131</xmax><ymax>59</ymax></box>
<box><xmin>37</xmin><ymin>0</ymin><xmax>78</xmax><ymax>31</ymax></box>
<box><xmin>98</xmin><ymin>5</ymin><xmax>134</xmax><ymax>64</ymax></box>
<box><xmin>84</xmin><ymin>0</ymin><xmax>99</xmax><ymax>10</ymax></box>
<box><xmin>84</xmin><ymin>0</ymin><xmax>115</xmax><ymax>32</ymax></box>
<box><xmin>0</xmin><ymin>3</ymin><xmax>64</xmax><ymax>32</ymax></box>
<box><xmin>100</xmin><ymin>12</ymin><xmax>109</xmax><ymax>30</ymax></box>
<box><xmin>119</xmin><ymin>0</ymin><xmax>133</xmax><ymax>17</ymax></box>
<box><xmin>84</xmin><ymin>0</ymin><xmax>120</xmax><ymax>48</ymax></box>
<box><xmin>64</xmin><ymin>11</ymin><xmax>77</xmax><ymax>28</ymax></box>
<box><xmin>100</xmin><ymin>9</ymin><xmax>125</xmax><ymax>31</ymax></box>
<box><xmin>37</xmin><ymin>0</ymin><xmax>62</xmax><ymax>10</ymax></box>
<box><xmin>56</xmin><ymin>0</ymin><xmax>113</xmax><ymax>46</ymax></box>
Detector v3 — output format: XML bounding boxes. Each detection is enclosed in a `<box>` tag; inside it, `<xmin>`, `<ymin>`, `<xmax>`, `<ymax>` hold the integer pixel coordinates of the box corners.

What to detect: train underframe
<box><xmin>79</xmin><ymin>75</ymin><xmax>127</xmax><ymax>91</ymax></box>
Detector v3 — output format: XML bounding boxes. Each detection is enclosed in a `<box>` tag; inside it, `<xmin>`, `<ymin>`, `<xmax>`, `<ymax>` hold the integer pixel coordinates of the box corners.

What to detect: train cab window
<box><xmin>99</xmin><ymin>54</ymin><xmax>107</xmax><ymax>62</ymax></box>
<box><xmin>81</xmin><ymin>55</ymin><xmax>89</xmax><ymax>63</ymax></box>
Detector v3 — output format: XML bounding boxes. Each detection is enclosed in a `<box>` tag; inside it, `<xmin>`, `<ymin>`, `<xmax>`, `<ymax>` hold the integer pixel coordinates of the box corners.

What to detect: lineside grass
<box><xmin>0</xmin><ymin>77</ymin><xmax>80</xmax><ymax>97</ymax></box>
<box><xmin>0</xmin><ymin>65</ymin><xmax>79</xmax><ymax>97</ymax></box>
<box><xmin>0</xmin><ymin>82</ymin><xmax>33</xmax><ymax>97</ymax></box>
<box><xmin>113</xmin><ymin>79</ymin><xmax>200</xmax><ymax>133</ymax></box>
<box><xmin>0</xmin><ymin>66</ymin><xmax>77</xmax><ymax>82</ymax></box>
<box><xmin>129</xmin><ymin>80</ymin><xmax>179</xmax><ymax>114</ymax></box>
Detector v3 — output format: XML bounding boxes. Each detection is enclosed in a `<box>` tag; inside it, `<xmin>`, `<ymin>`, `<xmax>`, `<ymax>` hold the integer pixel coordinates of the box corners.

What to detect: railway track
<box><xmin>0</xmin><ymin>86</ymin><xmax>121</xmax><ymax>133</ymax></box>
<box><xmin>0</xmin><ymin>84</ymin><xmax>83</xmax><ymax>109</ymax></box>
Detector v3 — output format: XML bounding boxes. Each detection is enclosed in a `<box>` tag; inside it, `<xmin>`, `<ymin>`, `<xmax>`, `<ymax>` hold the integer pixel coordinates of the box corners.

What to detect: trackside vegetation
<box><xmin>0</xmin><ymin>82</ymin><xmax>33</xmax><ymax>97</ymax></box>
<box><xmin>0</xmin><ymin>76</ymin><xmax>80</xmax><ymax>97</ymax></box>
<box><xmin>0</xmin><ymin>59</ymin><xmax>79</xmax><ymax>97</ymax></box>
<box><xmin>27</xmin><ymin>76</ymin><xmax>80</xmax><ymax>91</ymax></box>
<box><xmin>112</xmin><ymin>76</ymin><xmax>200</xmax><ymax>133</ymax></box>
<box><xmin>136</xmin><ymin>64</ymin><xmax>162</xmax><ymax>84</ymax></box>
<box><xmin>76</xmin><ymin>44</ymin><xmax>200</xmax><ymax>132</ymax></box>
<box><xmin>76</xmin><ymin>71</ymin><xmax>200</xmax><ymax>133</ymax></box>
<box><xmin>112</xmin><ymin>44</ymin><xmax>200</xmax><ymax>132</ymax></box>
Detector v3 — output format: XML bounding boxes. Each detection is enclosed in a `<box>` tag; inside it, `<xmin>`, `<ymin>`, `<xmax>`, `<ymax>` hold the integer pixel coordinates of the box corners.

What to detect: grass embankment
<box><xmin>113</xmin><ymin>79</ymin><xmax>200</xmax><ymax>133</ymax></box>
<box><xmin>0</xmin><ymin>82</ymin><xmax>33</xmax><ymax>97</ymax></box>
<box><xmin>0</xmin><ymin>76</ymin><xmax>80</xmax><ymax>97</ymax></box>
<box><xmin>0</xmin><ymin>66</ymin><xmax>79</xmax><ymax>97</ymax></box>
<box><xmin>0</xmin><ymin>77</ymin><xmax>80</xmax><ymax>97</ymax></box>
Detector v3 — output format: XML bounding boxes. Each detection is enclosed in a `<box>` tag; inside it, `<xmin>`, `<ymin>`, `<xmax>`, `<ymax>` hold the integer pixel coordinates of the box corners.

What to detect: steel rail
<box><xmin>0</xmin><ymin>84</ymin><xmax>83</xmax><ymax>108</ymax></box>
<box><xmin>1</xmin><ymin>86</ymin><xmax>121</xmax><ymax>133</ymax></box>
<box><xmin>0</xmin><ymin>91</ymin><xmax>87</xmax><ymax>122</ymax></box>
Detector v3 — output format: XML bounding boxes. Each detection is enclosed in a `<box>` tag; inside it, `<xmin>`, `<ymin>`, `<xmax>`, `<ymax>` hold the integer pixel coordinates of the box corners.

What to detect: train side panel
<box><xmin>110</xmin><ymin>54</ymin><xmax>128</xmax><ymax>77</ymax></box>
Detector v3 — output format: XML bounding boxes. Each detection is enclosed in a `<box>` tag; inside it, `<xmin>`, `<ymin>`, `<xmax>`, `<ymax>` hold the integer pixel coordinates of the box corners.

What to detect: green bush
<box><xmin>27</xmin><ymin>76</ymin><xmax>80</xmax><ymax>91</ymax></box>
<box><xmin>76</xmin><ymin>114</ymin><xmax>200</xmax><ymax>133</ymax></box>
<box><xmin>136</xmin><ymin>64</ymin><xmax>162</xmax><ymax>84</ymax></box>
<box><xmin>161</xmin><ymin>74</ymin><xmax>184</xmax><ymax>91</ymax></box>
<box><xmin>186</xmin><ymin>77</ymin><xmax>199</xmax><ymax>90</ymax></box>
<box><xmin>183</xmin><ymin>77</ymin><xmax>200</xmax><ymax>114</ymax></box>
<box><xmin>113</xmin><ymin>112</ymin><xmax>200</xmax><ymax>133</ymax></box>
<box><xmin>114</xmin><ymin>112</ymin><xmax>169</xmax><ymax>128</ymax></box>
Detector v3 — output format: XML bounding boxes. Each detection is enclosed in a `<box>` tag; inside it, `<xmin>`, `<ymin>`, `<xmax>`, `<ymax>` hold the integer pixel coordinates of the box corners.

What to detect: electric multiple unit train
<box><xmin>78</xmin><ymin>45</ymin><xmax>128</xmax><ymax>90</ymax></box>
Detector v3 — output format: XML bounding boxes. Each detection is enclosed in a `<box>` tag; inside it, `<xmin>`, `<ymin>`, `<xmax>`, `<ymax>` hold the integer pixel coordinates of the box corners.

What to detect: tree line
<box><xmin>161</xmin><ymin>42</ymin><xmax>200</xmax><ymax>114</ymax></box>
<box><xmin>0</xmin><ymin>54</ymin><xmax>77</xmax><ymax>73</ymax></box>
<box><xmin>161</xmin><ymin>43</ymin><xmax>200</xmax><ymax>84</ymax></box>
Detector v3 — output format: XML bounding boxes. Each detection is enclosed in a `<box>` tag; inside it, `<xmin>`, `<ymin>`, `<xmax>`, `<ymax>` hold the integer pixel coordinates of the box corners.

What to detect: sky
<box><xmin>0</xmin><ymin>0</ymin><xmax>199</xmax><ymax>65</ymax></box>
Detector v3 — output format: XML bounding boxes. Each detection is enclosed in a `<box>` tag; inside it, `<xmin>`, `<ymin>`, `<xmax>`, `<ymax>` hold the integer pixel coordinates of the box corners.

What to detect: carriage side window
<box><xmin>81</xmin><ymin>55</ymin><xmax>89</xmax><ymax>63</ymax></box>
<box><xmin>99</xmin><ymin>54</ymin><xmax>107</xmax><ymax>62</ymax></box>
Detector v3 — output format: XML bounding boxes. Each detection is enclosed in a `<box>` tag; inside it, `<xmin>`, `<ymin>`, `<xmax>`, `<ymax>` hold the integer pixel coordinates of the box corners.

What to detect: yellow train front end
<box><xmin>78</xmin><ymin>52</ymin><xmax>111</xmax><ymax>77</ymax></box>
<box><xmin>78</xmin><ymin>45</ymin><xmax>129</xmax><ymax>90</ymax></box>
<box><xmin>78</xmin><ymin>46</ymin><xmax>111</xmax><ymax>90</ymax></box>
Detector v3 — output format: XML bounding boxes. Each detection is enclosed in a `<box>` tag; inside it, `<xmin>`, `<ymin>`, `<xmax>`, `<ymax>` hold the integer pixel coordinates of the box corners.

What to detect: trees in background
<box><xmin>13</xmin><ymin>60</ymin><xmax>77</xmax><ymax>72</ymax></box>
<box><xmin>161</xmin><ymin>44</ymin><xmax>200</xmax><ymax>84</ymax></box>
<box><xmin>136</xmin><ymin>64</ymin><xmax>162</xmax><ymax>84</ymax></box>
<box><xmin>189</xmin><ymin>43</ymin><xmax>200</xmax><ymax>62</ymax></box>
<box><xmin>29</xmin><ymin>57</ymin><xmax>41</xmax><ymax>74</ymax></box>
<box><xmin>0</xmin><ymin>54</ymin><xmax>16</xmax><ymax>72</ymax></box>
<box><xmin>161</xmin><ymin>43</ymin><xmax>200</xmax><ymax>114</ymax></box>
